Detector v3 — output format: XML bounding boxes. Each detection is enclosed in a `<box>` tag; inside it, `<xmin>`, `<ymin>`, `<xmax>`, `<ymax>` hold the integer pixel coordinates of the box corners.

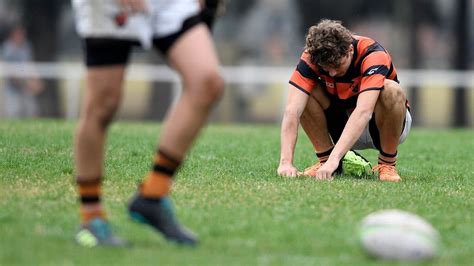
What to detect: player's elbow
<box><xmin>283</xmin><ymin>108</ymin><xmax>301</xmax><ymax>124</ymax></box>
<box><xmin>358</xmin><ymin>108</ymin><xmax>373</xmax><ymax>122</ymax></box>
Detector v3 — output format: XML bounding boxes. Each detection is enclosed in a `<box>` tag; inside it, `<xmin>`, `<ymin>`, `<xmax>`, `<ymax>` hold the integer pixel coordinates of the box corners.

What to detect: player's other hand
<box><xmin>119</xmin><ymin>0</ymin><xmax>147</xmax><ymax>13</ymax></box>
<box><xmin>278</xmin><ymin>163</ymin><xmax>298</xmax><ymax>177</ymax></box>
<box><xmin>315</xmin><ymin>160</ymin><xmax>338</xmax><ymax>180</ymax></box>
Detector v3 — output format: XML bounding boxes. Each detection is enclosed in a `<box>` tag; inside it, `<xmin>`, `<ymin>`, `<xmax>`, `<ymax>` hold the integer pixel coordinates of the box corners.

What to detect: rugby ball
<box><xmin>358</xmin><ymin>209</ymin><xmax>440</xmax><ymax>261</ymax></box>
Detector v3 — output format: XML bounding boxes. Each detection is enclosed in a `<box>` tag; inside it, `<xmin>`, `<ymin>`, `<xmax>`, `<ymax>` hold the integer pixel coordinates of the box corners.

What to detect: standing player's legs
<box><xmin>74</xmin><ymin>39</ymin><xmax>130</xmax><ymax>247</ymax></box>
<box><xmin>128</xmin><ymin>24</ymin><xmax>224</xmax><ymax>245</ymax></box>
<box><xmin>160</xmin><ymin>24</ymin><xmax>223</xmax><ymax>158</ymax></box>
<box><xmin>372</xmin><ymin>79</ymin><xmax>408</xmax><ymax>182</ymax></box>
<box><xmin>75</xmin><ymin>66</ymin><xmax>126</xmax><ymax>179</ymax></box>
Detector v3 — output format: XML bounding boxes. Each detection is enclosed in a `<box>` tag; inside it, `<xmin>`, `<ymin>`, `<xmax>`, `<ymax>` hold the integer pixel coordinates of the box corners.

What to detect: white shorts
<box><xmin>72</xmin><ymin>0</ymin><xmax>200</xmax><ymax>48</ymax></box>
<box><xmin>352</xmin><ymin>109</ymin><xmax>412</xmax><ymax>150</ymax></box>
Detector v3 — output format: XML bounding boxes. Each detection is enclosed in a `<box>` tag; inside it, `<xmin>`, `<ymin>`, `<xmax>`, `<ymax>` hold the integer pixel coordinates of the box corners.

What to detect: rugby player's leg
<box><xmin>75</xmin><ymin>66</ymin><xmax>126</xmax><ymax>185</ymax></box>
<box><xmin>159</xmin><ymin>25</ymin><xmax>223</xmax><ymax>163</ymax></box>
<box><xmin>74</xmin><ymin>65</ymin><xmax>128</xmax><ymax>246</ymax></box>
<box><xmin>299</xmin><ymin>87</ymin><xmax>342</xmax><ymax>175</ymax></box>
<box><xmin>74</xmin><ymin>38</ymin><xmax>132</xmax><ymax>247</ymax></box>
<box><xmin>129</xmin><ymin>24</ymin><xmax>223</xmax><ymax>245</ymax></box>
<box><xmin>372</xmin><ymin>79</ymin><xmax>407</xmax><ymax>182</ymax></box>
<box><xmin>301</xmin><ymin>86</ymin><xmax>333</xmax><ymax>153</ymax></box>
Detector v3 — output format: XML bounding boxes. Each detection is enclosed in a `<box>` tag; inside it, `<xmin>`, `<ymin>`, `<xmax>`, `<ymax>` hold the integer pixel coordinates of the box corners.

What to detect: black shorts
<box><xmin>82</xmin><ymin>14</ymin><xmax>202</xmax><ymax>67</ymax></box>
<box><xmin>324</xmin><ymin>93</ymin><xmax>411</xmax><ymax>151</ymax></box>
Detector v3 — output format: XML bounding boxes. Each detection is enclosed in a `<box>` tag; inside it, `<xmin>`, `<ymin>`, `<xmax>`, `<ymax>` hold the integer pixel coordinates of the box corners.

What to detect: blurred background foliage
<box><xmin>0</xmin><ymin>0</ymin><xmax>472</xmax><ymax>126</ymax></box>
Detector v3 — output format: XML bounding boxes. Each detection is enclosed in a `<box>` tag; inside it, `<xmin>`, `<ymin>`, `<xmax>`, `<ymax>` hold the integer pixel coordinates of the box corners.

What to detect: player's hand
<box><xmin>315</xmin><ymin>160</ymin><xmax>338</xmax><ymax>180</ymax></box>
<box><xmin>119</xmin><ymin>0</ymin><xmax>147</xmax><ymax>13</ymax></box>
<box><xmin>278</xmin><ymin>163</ymin><xmax>298</xmax><ymax>177</ymax></box>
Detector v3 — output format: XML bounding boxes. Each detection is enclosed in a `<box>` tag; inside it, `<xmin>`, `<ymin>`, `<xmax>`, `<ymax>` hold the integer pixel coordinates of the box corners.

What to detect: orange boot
<box><xmin>372</xmin><ymin>164</ymin><xmax>401</xmax><ymax>182</ymax></box>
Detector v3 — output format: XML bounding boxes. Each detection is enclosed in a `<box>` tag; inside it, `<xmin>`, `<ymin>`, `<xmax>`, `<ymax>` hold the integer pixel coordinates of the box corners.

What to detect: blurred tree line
<box><xmin>0</xmin><ymin>0</ymin><xmax>471</xmax><ymax>126</ymax></box>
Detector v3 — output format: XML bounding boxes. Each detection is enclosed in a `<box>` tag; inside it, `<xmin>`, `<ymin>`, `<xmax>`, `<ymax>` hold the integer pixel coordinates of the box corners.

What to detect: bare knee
<box><xmin>82</xmin><ymin>68</ymin><xmax>125</xmax><ymax>129</ymax></box>
<box><xmin>82</xmin><ymin>93</ymin><xmax>121</xmax><ymax>129</ymax></box>
<box><xmin>301</xmin><ymin>95</ymin><xmax>325</xmax><ymax>125</ymax></box>
<box><xmin>310</xmin><ymin>84</ymin><xmax>330</xmax><ymax>109</ymax></box>
<box><xmin>379</xmin><ymin>79</ymin><xmax>406</xmax><ymax>110</ymax></box>
<box><xmin>185</xmin><ymin>71</ymin><xmax>225</xmax><ymax>108</ymax></box>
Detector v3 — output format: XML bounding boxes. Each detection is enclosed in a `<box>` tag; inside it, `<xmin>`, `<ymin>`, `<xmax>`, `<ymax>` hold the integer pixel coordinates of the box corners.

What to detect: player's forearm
<box><xmin>279</xmin><ymin>112</ymin><xmax>299</xmax><ymax>164</ymax></box>
<box><xmin>330</xmin><ymin>109</ymin><xmax>372</xmax><ymax>162</ymax></box>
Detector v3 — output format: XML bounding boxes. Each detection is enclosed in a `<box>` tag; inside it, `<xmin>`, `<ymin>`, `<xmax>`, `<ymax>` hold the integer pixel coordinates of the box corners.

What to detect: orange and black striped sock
<box><xmin>316</xmin><ymin>146</ymin><xmax>334</xmax><ymax>163</ymax></box>
<box><xmin>77</xmin><ymin>177</ymin><xmax>106</xmax><ymax>224</ymax></box>
<box><xmin>378</xmin><ymin>150</ymin><xmax>397</xmax><ymax>166</ymax></box>
<box><xmin>139</xmin><ymin>149</ymin><xmax>181</xmax><ymax>199</ymax></box>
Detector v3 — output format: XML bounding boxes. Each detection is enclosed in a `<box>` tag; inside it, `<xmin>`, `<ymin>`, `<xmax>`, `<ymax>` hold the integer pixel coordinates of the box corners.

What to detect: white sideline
<box><xmin>0</xmin><ymin>62</ymin><xmax>472</xmax><ymax>119</ymax></box>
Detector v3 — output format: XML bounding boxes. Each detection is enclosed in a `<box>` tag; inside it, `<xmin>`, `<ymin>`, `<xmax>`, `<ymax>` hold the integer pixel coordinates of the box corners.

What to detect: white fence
<box><xmin>0</xmin><ymin>62</ymin><xmax>473</xmax><ymax>120</ymax></box>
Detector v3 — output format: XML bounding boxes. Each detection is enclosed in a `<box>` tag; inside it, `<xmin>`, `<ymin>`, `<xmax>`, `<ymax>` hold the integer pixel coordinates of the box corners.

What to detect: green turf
<box><xmin>0</xmin><ymin>120</ymin><xmax>472</xmax><ymax>265</ymax></box>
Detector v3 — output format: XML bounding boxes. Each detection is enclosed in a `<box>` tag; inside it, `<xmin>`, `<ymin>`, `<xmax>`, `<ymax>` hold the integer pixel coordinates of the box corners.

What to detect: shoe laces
<box><xmin>300</xmin><ymin>162</ymin><xmax>325</xmax><ymax>177</ymax></box>
<box><xmin>305</xmin><ymin>162</ymin><xmax>324</xmax><ymax>172</ymax></box>
<box><xmin>372</xmin><ymin>164</ymin><xmax>397</xmax><ymax>175</ymax></box>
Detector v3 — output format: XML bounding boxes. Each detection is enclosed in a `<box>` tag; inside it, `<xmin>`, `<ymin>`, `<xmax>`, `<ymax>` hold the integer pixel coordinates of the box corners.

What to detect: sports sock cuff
<box><xmin>316</xmin><ymin>146</ymin><xmax>334</xmax><ymax>158</ymax></box>
<box><xmin>80</xmin><ymin>196</ymin><xmax>101</xmax><ymax>203</ymax></box>
<box><xmin>76</xmin><ymin>177</ymin><xmax>102</xmax><ymax>185</ymax></box>
<box><xmin>80</xmin><ymin>205</ymin><xmax>106</xmax><ymax>224</ymax></box>
<box><xmin>77</xmin><ymin>177</ymin><xmax>102</xmax><ymax>201</ymax></box>
<box><xmin>140</xmin><ymin>149</ymin><xmax>179</xmax><ymax>198</ymax></box>
<box><xmin>153</xmin><ymin>164</ymin><xmax>176</xmax><ymax>176</ymax></box>
<box><xmin>379</xmin><ymin>150</ymin><xmax>397</xmax><ymax>158</ymax></box>
<box><xmin>153</xmin><ymin>149</ymin><xmax>182</xmax><ymax>175</ymax></box>
<box><xmin>316</xmin><ymin>147</ymin><xmax>334</xmax><ymax>163</ymax></box>
<box><xmin>157</xmin><ymin>149</ymin><xmax>182</xmax><ymax>167</ymax></box>
<box><xmin>378</xmin><ymin>155</ymin><xmax>397</xmax><ymax>166</ymax></box>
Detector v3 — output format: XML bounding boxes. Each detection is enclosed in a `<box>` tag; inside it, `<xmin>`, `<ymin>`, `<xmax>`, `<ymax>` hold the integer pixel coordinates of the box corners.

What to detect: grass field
<box><xmin>0</xmin><ymin>120</ymin><xmax>473</xmax><ymax>265</ymax></box>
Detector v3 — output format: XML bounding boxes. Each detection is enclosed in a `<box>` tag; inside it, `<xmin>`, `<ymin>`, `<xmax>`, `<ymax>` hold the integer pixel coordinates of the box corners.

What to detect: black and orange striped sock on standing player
<box><xmin>77</xmin><ymin>178</ymin><xmax>106</xmax><ymax>225</ymax></box>
<box><xmin>378</xmin><ymin>150</ymin><xmax>397</xmax><ymax>166</ymax></box>
<box><xmin>140</xmin><ymin>149</ymin><xmax>181</xmax><ymax>199</ymax></box>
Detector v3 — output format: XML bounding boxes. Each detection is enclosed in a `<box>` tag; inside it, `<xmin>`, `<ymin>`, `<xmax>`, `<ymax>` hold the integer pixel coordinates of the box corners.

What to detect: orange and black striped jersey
<box><xmin>289</xmin><ymin>35</ymin><xmax>399</xmax><ymax>103</ymax></box>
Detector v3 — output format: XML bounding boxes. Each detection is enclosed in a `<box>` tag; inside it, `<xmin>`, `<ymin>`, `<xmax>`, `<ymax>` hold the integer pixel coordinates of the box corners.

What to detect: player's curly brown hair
<box><xmin>304</xmin><ymin>19</ymin><xmax>353</xmax><ymax>67</ymax></box>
